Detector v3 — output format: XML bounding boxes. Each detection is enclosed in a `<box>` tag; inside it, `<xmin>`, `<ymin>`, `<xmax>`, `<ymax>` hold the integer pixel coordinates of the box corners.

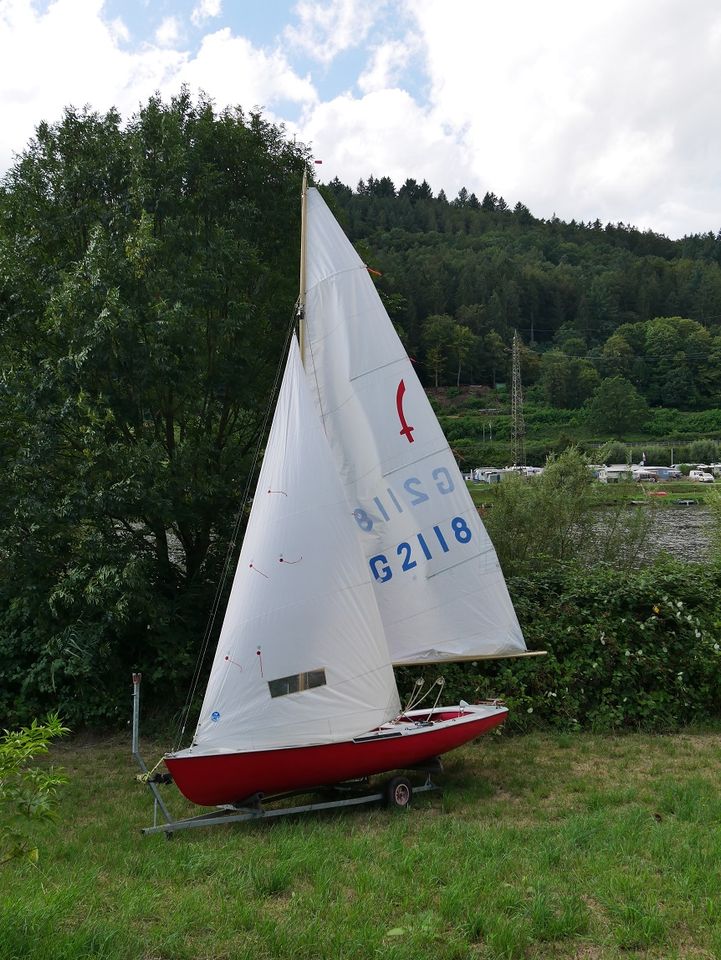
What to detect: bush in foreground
<box><xmin>0</xmin><ymin>715</ymin><xmax>68</xmax><ymax>866</ymax></box>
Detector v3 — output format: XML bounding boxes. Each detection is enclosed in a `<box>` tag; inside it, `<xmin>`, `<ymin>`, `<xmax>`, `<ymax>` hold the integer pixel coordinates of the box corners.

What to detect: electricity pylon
<box><xmin>511</xmin><ymin>330</ymin><xmax>526</xmax><ymax>468</ymax></box>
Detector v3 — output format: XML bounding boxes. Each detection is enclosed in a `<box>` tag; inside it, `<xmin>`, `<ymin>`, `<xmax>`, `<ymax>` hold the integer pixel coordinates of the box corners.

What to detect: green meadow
<box><xmin>4</xmin><ymin>730</ymin><xmax>721</xmax><ymax>960</ymax></box>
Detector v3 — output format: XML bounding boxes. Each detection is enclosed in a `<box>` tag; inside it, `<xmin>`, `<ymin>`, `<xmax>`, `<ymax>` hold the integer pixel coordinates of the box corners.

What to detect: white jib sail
<box><xmin>185</xmin><ymin>336</ymin><xmax>400</xmax><ymax>755</ymax></box>
<box><xmin>302</xmin><ymin>187</ymin><xmax>527</xmax><ymax>664</ymax></box>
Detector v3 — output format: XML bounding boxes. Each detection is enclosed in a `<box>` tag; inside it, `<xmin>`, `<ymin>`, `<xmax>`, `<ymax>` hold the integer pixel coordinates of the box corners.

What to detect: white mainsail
<box><xmin>184</xmin><ymin>336</ymin><xmax>400</xmax><ymax>755</ymax></box>
<box><xmin>302</xmin><ymin>187</ymin><xmax>527</xmax><ymax>665</ymax></box>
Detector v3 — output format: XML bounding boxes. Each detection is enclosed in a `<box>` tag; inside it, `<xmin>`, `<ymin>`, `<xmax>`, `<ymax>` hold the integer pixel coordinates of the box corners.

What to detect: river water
<box><xmin>637</xmin><ymin>505</ymin><xmax>716</xmax><ymax>563</ymax></box>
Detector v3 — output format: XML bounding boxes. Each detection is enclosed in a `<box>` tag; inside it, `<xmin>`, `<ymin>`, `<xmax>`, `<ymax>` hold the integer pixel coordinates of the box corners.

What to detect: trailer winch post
<box><xmin>131</xmin><ymin>673</ymin><xmax>174</xmax><ymax>827</ymax></box>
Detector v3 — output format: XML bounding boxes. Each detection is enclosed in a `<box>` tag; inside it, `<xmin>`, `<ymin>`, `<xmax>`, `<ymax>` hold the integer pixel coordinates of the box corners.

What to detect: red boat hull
<box><xmin>165</xmin><ymin>705</ymin><xmax>507</xmax><ymax>806</ymax></box>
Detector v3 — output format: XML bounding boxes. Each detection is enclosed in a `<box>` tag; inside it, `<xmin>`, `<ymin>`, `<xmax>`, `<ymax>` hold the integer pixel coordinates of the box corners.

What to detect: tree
<box><xmin>513</xmin><ymin>201</ymin><xmax>533</xmax><ymax>223</ymax></box>
<box><xmin>584</xmin><ymin>377</ymin><xmax>649</xmax><ymax>435</ymax></box>
<box><xmin>0</xmin><ymin>715</ymin><xmax>68</xmax><ymax>866</ymax></box>
<box><xmin>539</xmin><ymin>351</ymin><xmax>600</xmax><ymax>408</ymax></box>
<box><xmin>0</xmin><ymin>91</ymin><xmax>309</xmax><ymax>723</ymax></box>
<box><xmin>601</xmin><ymin>333</ymin><xmax>636</xmax><ymax>380</ymax></box>
<box><xmin>481</xmin><ymin>191</ymin><xmax>498</xmax><ymax>211</ymax></box>
<box><xmin>452</xmin><ymin>187</ymin><xmax>469</xmax><ymax>207</ymax></box>
<box><xmin>418</xmin><ymin>179</ymin><xmax>433</xmax><ymax>200</ymax></box>
<box><xmin>483</xmin><ymin>331</ymin><xmax>507</xmax><ymax>388</ymax></box>
<box><xmin>689</xmin><ymin>439</ymin><xmax>720</xmax><ymax>464</ymax></box>
<box><xmin>399</xmin><ymin>178</ymin><xmax>429</xmax><ymax>203</ymax></box>
<box><xmin>597</xmin><ymin>440</ymin><xmax>629</xmax><ymax>465</ymax></box>
<box><xmin>326</xmin><ymin>177</ymin><xmax>353</xmax><ymax>201</ymax></box>
<box><xmin>421</xmin><ymin>314</ymin><xmax>456</xmax><ymax>386</ymax></box>
<box><xmin>373</xmin><ymin>176</ymin><xmax>396</xmax><ymax>198</ymax></box>
<box><xmin>450</xmin><ymin>324</ymin><xmax>478</xmax><ymax>387</ymax></box>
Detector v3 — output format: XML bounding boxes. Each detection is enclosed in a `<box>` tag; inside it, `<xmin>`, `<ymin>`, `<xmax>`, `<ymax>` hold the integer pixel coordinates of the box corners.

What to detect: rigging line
<box><xmin>401</xmin><ymin>678</ymin><xmax>425</xmax><ymax>714</ymax></box>
<box><xmin>397</xmin><ymin>676</ymin><xmax>445</xmax><ymax>718</ymax></box>
<box><xmin>172</xmin><ymin>312</ymin><xmax>298</xmax><ymax>753</ymax></box>
<box><xmin>430</xmin><ymin>677</ymin><xmax>446</xmax><ymax>713</ymax></box>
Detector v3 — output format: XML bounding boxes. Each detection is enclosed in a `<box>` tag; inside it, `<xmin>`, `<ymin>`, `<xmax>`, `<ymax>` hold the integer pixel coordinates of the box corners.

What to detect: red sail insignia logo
<box><xmin>396</xmin><ymin>379</ymin><xmax>415</xmax><ymax>443</ymax></box>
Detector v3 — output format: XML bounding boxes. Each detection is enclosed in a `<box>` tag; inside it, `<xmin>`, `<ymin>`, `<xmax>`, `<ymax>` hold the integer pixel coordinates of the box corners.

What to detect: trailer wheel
<box><xmin>385</xmin><ymin>776</ymin><xmax>412</xmax><ymax>809</ymax></box>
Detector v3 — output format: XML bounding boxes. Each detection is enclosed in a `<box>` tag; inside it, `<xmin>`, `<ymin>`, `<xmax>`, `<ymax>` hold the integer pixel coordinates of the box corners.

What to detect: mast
<box><xmin>298</xmin><ymin>169</ymin><xmax>308</xmax><ymax>365</ymax></box>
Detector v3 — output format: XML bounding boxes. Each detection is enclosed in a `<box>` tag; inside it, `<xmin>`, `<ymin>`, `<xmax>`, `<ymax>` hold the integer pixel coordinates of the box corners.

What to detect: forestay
<box><xmin>181</xmin><ymin>337</ymin><xmax>400</xmax><ymax>756</ymax></box>
<box><xmin>302</xmin><ymin>187</ymin><xmax>527</xmax><ymax>664</ymax></box>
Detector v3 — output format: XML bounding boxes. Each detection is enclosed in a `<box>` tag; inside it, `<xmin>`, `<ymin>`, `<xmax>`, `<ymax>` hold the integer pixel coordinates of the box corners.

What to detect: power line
<box><xmin>523</xmin><ymin>347</ymin><xmax>719</xmax><ymax>363</ymax></box>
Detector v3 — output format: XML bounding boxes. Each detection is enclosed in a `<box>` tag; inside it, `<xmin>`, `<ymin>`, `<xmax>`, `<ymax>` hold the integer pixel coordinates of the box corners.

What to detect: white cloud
<box><xmin>176</xmin><ymin>29</ymin><xmax>316</xmax><ymax>111</ymax></box>
<box><xmin>358</xmin><ymin>36</ymin><xmax>417</xmax><ymax>94</ymax></box>
<box><xmin>155</xmin><ymin>16</ymin><xmax>183</xmax><ymax>49</ymax></box>
<box><xmin>401</xmin><ymin>0</ymin><xmax>721</xmax><ymax>235</ymax></box>
<box><xmin>297</xmin><ymin>89</ymin><xmax>472</xmax><ymax>193</ymax></box>
<box><xmin>191</xmin><ymin>0</ymin><xmax>222</xmax><ymax>28</ymax></box>
<box><xmin>0</xmin><ymin>2</ymin><xmax>316</xmax><ymax>173</ymax></box>
<box><xmin>108</xmin><ymin>17</ymin><xmax>129</xmax><ymax>44</ymax></box>
<box><xmin>1</xmin><ymin>0</ymin><xmax>720</xmax><ymax>237</ymax></box>
<box><xmin>0</xmin><ymin>0</ymin><xmax>185</xmax><ymax>169</ymax></box>
<box><xmin>286</xmin><ymin>0</ymin><xmax>385</xmax><ymax>64</ymax></box>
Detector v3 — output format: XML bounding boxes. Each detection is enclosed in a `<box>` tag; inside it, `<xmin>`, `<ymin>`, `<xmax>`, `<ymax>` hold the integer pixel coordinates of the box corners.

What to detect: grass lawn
<box><xmin>3</xmin><ymin>730</ymin><xmax>721</xmax><ymax>959</ymax></box>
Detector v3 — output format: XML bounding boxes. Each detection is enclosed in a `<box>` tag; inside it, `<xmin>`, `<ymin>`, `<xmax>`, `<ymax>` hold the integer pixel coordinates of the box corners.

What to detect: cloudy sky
<box><xmin>0</xmin><ymin>0</ymin><xmax>719</xmax><ymax>238</ymax></box>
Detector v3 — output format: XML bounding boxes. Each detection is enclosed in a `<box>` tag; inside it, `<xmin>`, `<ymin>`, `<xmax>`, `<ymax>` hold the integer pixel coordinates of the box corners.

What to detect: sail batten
<box><xmin>349</xmin><ymin>357</ymin><xmax>407</xmax><ymax>382</ymax></box>
<box><xmin>303</xmin><ymin>187</ymin><xmax>527</xmax><ymax>666</ymax></box>
<box><xmin>380</xmin><ymin>448</ymin><xmax>451</xmax><ymax>478</ymax></box>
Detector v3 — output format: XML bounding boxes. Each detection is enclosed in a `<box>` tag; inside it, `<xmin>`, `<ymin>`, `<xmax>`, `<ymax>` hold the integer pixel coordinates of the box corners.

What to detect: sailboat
<box><xmin>164</xmin><ymin>178</ymin><xmax>533</xmax><ymax>808</ymax></box>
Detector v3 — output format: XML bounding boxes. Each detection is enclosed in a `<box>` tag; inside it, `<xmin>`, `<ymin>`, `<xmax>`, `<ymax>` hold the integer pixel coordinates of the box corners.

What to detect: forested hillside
<box><xmin>323</xmin><ymin>177</ymin><xmax>721</xmax><ymax>411</ymax></box>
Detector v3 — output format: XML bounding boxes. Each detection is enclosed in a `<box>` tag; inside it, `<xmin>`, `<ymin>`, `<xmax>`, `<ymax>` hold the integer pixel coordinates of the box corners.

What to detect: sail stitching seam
<box><xmin>305</xmin><ymin>264</ymin><xmax>368</xmax><ymax>296</ymax></box>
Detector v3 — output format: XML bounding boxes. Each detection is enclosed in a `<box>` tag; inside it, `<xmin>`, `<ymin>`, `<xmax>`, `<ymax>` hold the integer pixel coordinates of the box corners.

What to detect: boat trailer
<box><xmin>132</xmin><ymin>674</ymin><xmax>441</xmax><ymax>837</ymax></box>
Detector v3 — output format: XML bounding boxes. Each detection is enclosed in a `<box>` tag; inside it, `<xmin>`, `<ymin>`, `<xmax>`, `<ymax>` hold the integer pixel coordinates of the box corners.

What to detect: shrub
<box><xmin>625</xmin><ymin>444</ymin><xmax>673</xmax><ymax>466</ymax></box>
<box><xmin>398</xmin><ymin>561</ymin><xmax>721</xmax><ymax>733</ymax></box>
<box><xmin>524</xmin><ymin>404</ymin><xmax>577</xmax><ymax>427</ymax></box>
<box><xmin>438</xmin><ymin>415</ymin><xmax>511</xmax><ymax>442</ymax></box>
<box><xmin>689</xmin><ymin>439</ymin><xmax>720</xmax><ymax>464</ymax></box>
<box><xmin>643</xmin><ymin>444</ymin><xmax>673</xmax><ymax>466</ymax></box>
<box><xmin>459</xmin><ymin>394</ymin><xmax>494</xmax><ymax>411</ymax></box>
<box><xmin>597</xmin><ymin>440</ymin><xmax>628</xmax><ymax>465</ymax></box>
<box><xmin>0</xmin><ymin>715</ymin><xmax>68</xmax><ymax>866</ymax></box>
<box><xmin>482</xmin><ymin>448</ymin><xmax>650</xmax><ymax>576</ymax></box>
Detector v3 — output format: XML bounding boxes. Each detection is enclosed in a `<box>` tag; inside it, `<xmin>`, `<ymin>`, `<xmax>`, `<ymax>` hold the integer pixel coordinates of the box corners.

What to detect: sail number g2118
<box><xmin>369</xmin><ymin>517</ymin><xmax>472</xmax><ymax>583</ymax></box>
<box><xmin>352</xmin><ymin>466</ymin><xmax>455</xmax><ymax>533</ymax></box>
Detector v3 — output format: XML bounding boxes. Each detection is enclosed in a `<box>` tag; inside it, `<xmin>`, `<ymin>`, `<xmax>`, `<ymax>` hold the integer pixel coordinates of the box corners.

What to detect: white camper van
<box><xmin>689</xmin><ymin>469</ymin><xmax>714</xmax><ymax>483</ymax></box>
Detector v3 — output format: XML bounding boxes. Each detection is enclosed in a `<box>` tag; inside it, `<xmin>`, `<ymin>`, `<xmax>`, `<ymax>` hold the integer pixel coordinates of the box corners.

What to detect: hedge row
<box><xmin>397</xmin><ymin>560</ymin><xmax>721</xmax><ymax>733</ymax></box>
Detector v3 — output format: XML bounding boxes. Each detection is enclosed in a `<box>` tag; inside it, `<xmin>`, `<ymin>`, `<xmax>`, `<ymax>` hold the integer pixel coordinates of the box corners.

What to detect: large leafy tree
<box><xmin>0</xmin><ymin>91</ymin><xmax>309</xmax><ymax>723</ymax></box>
<box><xmin>538</xmin><ymin>350</ymin><xmax>601</xmax><ymax>409</ymax></box>
<box><xmin>584</xmin><ymin>376</ymin><xmax>649</xmax><ymax>436</ymax></box>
